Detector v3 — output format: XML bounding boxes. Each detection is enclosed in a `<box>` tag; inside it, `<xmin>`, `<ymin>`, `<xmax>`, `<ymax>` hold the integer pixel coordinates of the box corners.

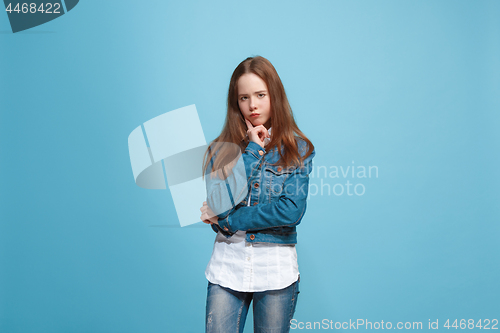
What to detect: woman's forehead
<box><xmin>237</xmin><ymin>73</ymin><xmax>268</xmax><ymax>93</ymax></box>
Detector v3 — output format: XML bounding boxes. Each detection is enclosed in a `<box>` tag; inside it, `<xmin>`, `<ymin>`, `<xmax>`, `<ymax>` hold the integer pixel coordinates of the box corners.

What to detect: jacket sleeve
<box><xmin>206</xmin><ymin>141</ymin><xmax>267</xmax><ymax>235</ymax></box>
<box><xmin>217</xmin><ymin>142</ymin><xmax>315</xmax><ymax>233</ymax></box>
<box><xmin>204</xmin><ymin>142</ymin><xmax>255</xmax><ymax>219</ymax></box>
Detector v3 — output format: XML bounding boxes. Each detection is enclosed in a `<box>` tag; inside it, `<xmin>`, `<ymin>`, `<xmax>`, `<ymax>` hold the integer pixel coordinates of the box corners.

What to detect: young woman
<box><xmin>200</xmin><ymin>56</ymin><xmax>315</xmax><ymax>333</ymax></box>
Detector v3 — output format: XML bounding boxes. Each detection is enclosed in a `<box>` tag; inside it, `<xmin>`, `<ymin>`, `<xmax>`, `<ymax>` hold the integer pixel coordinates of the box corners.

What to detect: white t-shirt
<box><xmin>205</xmin><ymin>231</ymin><xmax>299</xmax><ymax>292</ymax></box>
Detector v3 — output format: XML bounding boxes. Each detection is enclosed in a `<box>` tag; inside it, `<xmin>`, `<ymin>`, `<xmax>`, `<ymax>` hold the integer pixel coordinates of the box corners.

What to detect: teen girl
<box><xmin>200</xmin><ymin>56</ymin><xmax>315</xmax><ymax>333</ymax></box>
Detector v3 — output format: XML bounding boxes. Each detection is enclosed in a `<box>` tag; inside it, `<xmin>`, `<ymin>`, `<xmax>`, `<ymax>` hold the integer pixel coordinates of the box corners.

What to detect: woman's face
<box><xmin>237</xmin><ymin>73</ymin><xmax>272</xmax><ymax>129</ymax></box>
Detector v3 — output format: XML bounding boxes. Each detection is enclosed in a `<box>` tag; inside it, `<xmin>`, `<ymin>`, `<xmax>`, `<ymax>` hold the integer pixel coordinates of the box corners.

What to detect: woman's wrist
<box><xmin>250</xmin><ymin>139</ymin><xmax>265</xmax><ymax>149</ymax></box>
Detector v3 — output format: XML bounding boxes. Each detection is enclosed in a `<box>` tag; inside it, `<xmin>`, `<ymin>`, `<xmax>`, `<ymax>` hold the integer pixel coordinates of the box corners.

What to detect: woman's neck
<box><xmin>263</xmin><ymin>119</ymin><xmax>272</xmax><ymax>130</ymax></box>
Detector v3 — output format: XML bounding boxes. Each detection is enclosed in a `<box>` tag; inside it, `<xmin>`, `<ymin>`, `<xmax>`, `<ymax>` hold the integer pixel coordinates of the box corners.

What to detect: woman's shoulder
<box><xmin>294</xmin><ymin>136</ymin><xmax>315</xmax><ymax>159</ymax></box>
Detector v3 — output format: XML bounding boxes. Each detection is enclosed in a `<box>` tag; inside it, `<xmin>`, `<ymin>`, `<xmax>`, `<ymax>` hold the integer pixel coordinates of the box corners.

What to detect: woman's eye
<box><xmin>258</xmin><ymin>94</ymin><xmax>265</xmax><ymax>98</ymax></box>
<box><xmin>240</xmin><ymin>97</ymin><xmax>247</xmax><ymax>101</ymax></box>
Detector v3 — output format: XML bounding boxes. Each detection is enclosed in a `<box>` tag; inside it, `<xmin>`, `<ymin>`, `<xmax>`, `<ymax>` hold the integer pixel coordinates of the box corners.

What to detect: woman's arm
<box><xmin>204</xmin><ymin>142</ymin><xmax>259</xmax><ymax>219</ymax></box>
<box><xmin>203</xmin><ymin>141</ymin><xmax>267</xmax><ymax>234</ymax></box>
<box><xmin>216</xmin><ymin>142</ymin><xmax>315</xmax><ymax>233</ymax></box>
<box><xmin>206</xmin><ymin>120</ymin><xmax>270</xmax><ymax>220</ymax></box>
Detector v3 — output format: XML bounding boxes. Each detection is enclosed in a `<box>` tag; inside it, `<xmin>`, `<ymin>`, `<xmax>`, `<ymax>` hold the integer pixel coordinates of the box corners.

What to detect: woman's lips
<box><xmin>250</xmin><ymin>113</ymin><xmax>260</xmax><ymax>117</ymax></box>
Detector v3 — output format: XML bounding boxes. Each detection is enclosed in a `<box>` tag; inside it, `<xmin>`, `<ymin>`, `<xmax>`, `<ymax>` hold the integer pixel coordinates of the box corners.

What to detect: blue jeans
<box><xmin>205</xmin><ymin>280</ymin><xmax>300</xmax><ymax>333</ymax></box>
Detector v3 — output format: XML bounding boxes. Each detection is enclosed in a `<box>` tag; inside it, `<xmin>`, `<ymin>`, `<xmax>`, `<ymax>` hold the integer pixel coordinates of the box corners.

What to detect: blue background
<box><xmin>1</xmin><ymin>1</ymin><xmax>499</xmax><ymax>332</ymax></box>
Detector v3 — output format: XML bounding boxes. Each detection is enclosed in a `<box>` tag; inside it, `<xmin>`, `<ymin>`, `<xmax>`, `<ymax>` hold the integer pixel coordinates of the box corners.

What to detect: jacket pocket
<box><xmin>264</xmin><ymin>165</ymin><xmax>296</xmax><ymax>196</ymax></box>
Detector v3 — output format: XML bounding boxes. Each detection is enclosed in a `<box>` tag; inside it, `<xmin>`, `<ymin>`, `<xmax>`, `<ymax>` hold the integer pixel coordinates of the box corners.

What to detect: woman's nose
<box><xmin>249</xmin><ymin>98</ymin><xmax>257</xmax><ymax>110</ymax></box>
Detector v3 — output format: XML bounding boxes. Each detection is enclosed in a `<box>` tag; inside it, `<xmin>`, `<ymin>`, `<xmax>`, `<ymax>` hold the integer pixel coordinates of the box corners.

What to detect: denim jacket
<box><xmin>205</xmin><ymin>138</ymin><xmax>315</xmax><ymax>245</ymax></box>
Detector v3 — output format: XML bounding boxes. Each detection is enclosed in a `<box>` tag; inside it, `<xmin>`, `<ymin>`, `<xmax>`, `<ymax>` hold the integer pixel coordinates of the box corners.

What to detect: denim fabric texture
<box><xmin>205</xmin><ymin>280</ymin><xmax>300</xmax><ymax>333</ymax></box>
<box><xmin>206</xmin><ymin>138</ymin><xmax>315</xmax><ymax>245</ymax></box>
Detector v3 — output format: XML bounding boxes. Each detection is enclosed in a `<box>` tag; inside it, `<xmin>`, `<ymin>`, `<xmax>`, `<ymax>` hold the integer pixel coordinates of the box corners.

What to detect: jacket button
<box><xmin>249</xmin><ymin>234</ymin><xmax>255</xmax><ymax>240</ymax></box>
<box><xmin>277</xmin><ymin>167</ymin><xmax>282</xmax><ymax>172</ymax></box>
<box><xmin>223</xmin><ymin>227</ymin><xmax>228</xmax><ymax>231</ymax></box>
<box><xmin>253</xmin><ymin>202</ymin><xmax>258</xmax><ymax>205</ymax></box>
<box><xmin>258</xmin><ymin>150</ymin><xmax>264</xmax><ymax>156</ymax></box>
<box><xmin>254</xmin><ymin>182</ymin><xmax>259</xmax><ymax>188</ymax></box>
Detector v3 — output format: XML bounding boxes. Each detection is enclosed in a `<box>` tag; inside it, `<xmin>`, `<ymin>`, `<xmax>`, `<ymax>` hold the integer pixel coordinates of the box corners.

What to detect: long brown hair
<box><xmin>203</xmin><ymin>56</ymin><xmax>314</xmax><ymax>177</ymax></box>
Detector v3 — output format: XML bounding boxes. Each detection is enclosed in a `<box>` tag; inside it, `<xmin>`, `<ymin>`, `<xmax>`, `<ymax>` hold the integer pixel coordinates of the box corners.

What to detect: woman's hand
<box><xmin>200</xmin><ymin>201</ymin><xmax>219</xmax><ymax>225</ymax></box>
<box><xmin>245</xmin><ymin>119</ymin><xmax>269</xmax><ymax>149</ymax></box>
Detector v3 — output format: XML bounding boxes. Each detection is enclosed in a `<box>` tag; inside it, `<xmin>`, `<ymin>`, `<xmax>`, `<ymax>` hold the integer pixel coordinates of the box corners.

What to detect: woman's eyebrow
<box><xmin>238</xmin><ymin>90</ymin><xmax>267</xmax><ymax>97</ymax></box>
